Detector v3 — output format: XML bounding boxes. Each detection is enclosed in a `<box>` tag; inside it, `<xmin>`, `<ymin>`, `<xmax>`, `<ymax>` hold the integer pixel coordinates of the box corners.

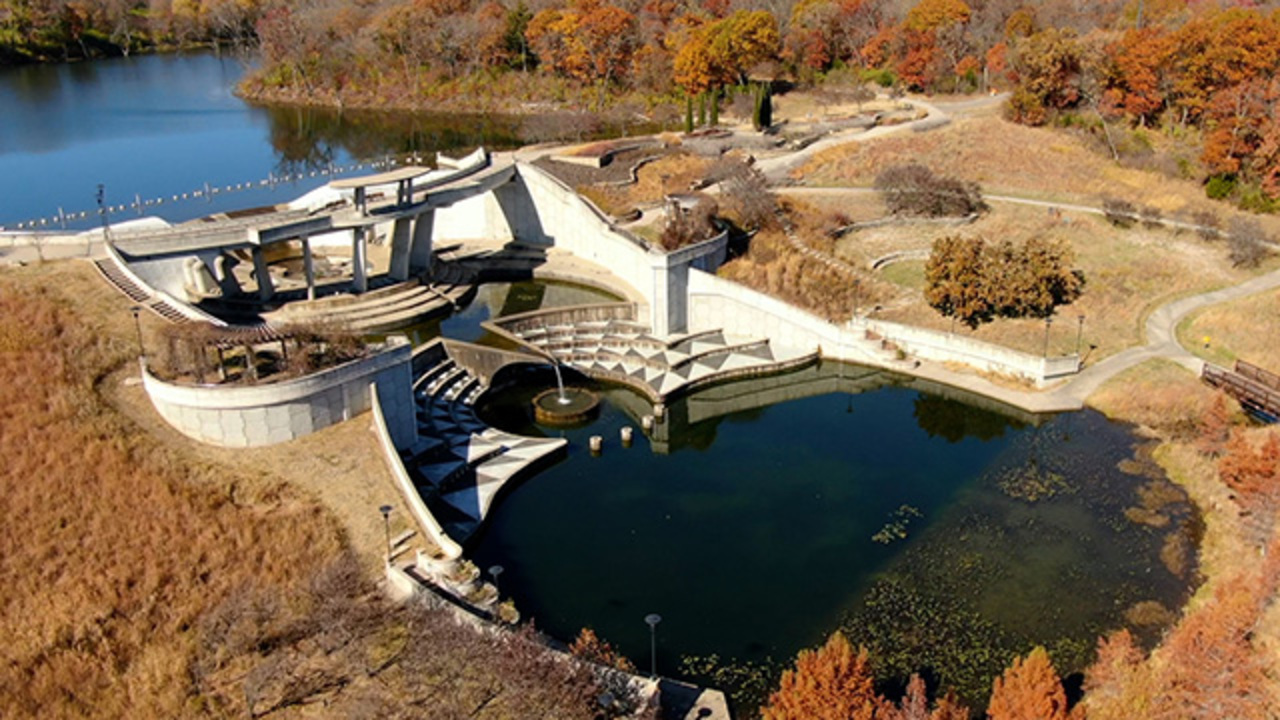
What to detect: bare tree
<box><xmin>1227</xmin><ymin>217</ymin><xmax>1272</xmax><ymax>268</ymax></box>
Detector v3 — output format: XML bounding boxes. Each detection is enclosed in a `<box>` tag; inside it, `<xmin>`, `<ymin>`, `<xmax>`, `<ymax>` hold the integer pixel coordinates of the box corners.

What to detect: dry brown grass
<box><xmin>1088</xmin><ymin>359</ymin><xmax>1228</xmax><ymax>438</ymax></box>
<box><xmin>580</xmin><ymin>152</ymin><xmax>716</xmax><ymax>215</ymax></box>
<box><xmin>0</xmin><ymin>261</ymin><xmax>344</xmax><ymax>717</ymax></box>
<box><xmin>798</xmin><ymin>115</ymin><xmax>1280</xmax><ymax>236</ymax></box>
<box><xmin>846</xmin><ymin>203</ymin><xmax>1262</xmax><ymax>361</ymax></box>
<box><xmin>1177</xmin><ymin>290</ymin><xmax>1280</xmax><ymax>369</ymax></box>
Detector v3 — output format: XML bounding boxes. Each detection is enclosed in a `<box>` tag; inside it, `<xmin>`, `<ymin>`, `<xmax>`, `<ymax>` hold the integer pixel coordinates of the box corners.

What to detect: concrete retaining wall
<box><xmin>143</xmin><ymin>337</ymin><xmax>417</xmax><ymax>447</ymax></box>
<box><xmin>433</xmin><ymin>191</ymin><xmax>514</xmax><ymax>243</ymax></box>
<box><xmin>688</xmin><ymin>269</ymin><xmax>853</xmax><ymax>356</ymax></box>
<box><xmin>511</xmin><ymin>163</ymin><xmax>727</xmax><ymax>335</ymax></box>
<box><xmin>859</xmin><ymin>317</ymin><xmax>1080</xmax><ymax>382</ymax></box>
<box><xmin>370</xmin><ymin>384</ymin><xmax>463</xmax><ymax>559</ymax></box>
<box><xmin>688</xmin><ymin>269</ymin><xmax>1079</xmax><ymax>385</ymax></box>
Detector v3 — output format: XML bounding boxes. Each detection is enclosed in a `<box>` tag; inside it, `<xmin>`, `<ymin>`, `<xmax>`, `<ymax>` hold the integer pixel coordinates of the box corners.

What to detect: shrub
<box><xmin>874</xmin><ymin>164</ymin><xmax>987</xmax><ymax>218</ymax></box>
<box><xmin>1193</xmin><ymin>210</ymin><xmax>1221</xmax><ymax>242</ymax></box>
<box><xmin>1205</xmin><ymin>174</ymin><xmax>1237</xmax><ymax>201</ymax></box>
<box><xmin>1226</xmin><ymin>217</ymin><xmax>1271</xmax><ymax>268</ymax></box>
<box><xmin>1102</xmin><ymin>197</ymin><xmax>1137</xmax><ymax>228</ymax></box>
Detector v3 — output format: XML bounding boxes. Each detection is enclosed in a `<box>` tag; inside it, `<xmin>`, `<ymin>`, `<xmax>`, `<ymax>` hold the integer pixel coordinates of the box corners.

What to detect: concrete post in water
<box><xmin>589</xmin><ymin>435</ymin><xmax>603</xmax><ymax>454</ymax></box>
<box><xmin>620</xmin><ymin>426</ymin><xmax>633</xmax><ymax>447</ymax></box>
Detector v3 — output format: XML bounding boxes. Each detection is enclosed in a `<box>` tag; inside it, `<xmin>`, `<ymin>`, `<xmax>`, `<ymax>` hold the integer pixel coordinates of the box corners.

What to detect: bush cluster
<box><xmin>874</xmin><ymin>164</ymin><xmax>988</xmax><ymax>218</ymax></box>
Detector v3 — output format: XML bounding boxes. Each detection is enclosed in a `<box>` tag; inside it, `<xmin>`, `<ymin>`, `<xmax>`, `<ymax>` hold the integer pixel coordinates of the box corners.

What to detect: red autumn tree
<box><xmin>760</xmin><ymin>632</ymin><xmax>893</xmax><ymax>720</ymax></box>
<box><xmin>1147</xmin><ymin>565</ymin><xmax>1280</xmax><ymax>720</ymax></box>
<box><xmin>1217</xmin><ymin>428</ymin><xmax>1280</xmax><ymax>545</ymax></box>
<box><xmin>1197</xmin><ymin>393</ymin><xmax>1231</xmax><ymax>456</ymax></box>
<box><xmin>1101</xmin><ymin>27</ymin><xmax>1174</xmax><ymax>125</ymax></box>
<box><xmin>986</xmin><ymin>647</ymin><xmax>1070</xmax><ymax>720</ymax></box>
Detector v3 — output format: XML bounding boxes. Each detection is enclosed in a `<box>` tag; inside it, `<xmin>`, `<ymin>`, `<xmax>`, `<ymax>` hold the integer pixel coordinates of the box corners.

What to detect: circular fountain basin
<box><xmin>532</xmin><ymin>387</ymin><xmax>600</xmax><ymax>426</ymax></box>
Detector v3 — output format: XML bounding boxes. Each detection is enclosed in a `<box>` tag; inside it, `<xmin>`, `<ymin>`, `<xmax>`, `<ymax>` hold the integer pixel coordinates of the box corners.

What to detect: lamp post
<box><xmin>379</xmin><ymin>504</ymin><xmax>393</xmax><ymax>564</ymax></box>
<box><xmin>489</xmin><ymin>564</ymin><xmax>504</xmax><ymax>595</ymax></box>
<box><xmin>95</xmin><ymin>183</ymin><xmax>112</xmax><ymax>248</ymax></box>
<box><xmin>644</xmin><ymin>613</ymin><xmax>662</xmax><ymax>678</ymax></box>
<box><xmin>129</xmin><ymin>306</ymin><xmax>144</xmax><ymax>358</ymax></box>
<box><xmin>1042</xmin><ymin>316</ymin><xmax>1053</xmax><ymax>358</ymax></box>
<box><xmin>1075</xmin><ymin>314</ymin><xmax>1085</xmax><ymax>355</ymax></box>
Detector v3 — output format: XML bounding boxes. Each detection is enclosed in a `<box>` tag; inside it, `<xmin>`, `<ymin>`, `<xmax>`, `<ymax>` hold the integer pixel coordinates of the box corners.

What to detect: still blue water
<box><xmin>0</xmin><ymin>52</ymin><xmax>526</xmax><ymax>228</ymax></box>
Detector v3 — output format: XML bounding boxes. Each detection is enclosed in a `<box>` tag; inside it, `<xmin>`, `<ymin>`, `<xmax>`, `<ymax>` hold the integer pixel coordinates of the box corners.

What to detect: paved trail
<box><xmin>774</xmin><ymin>182</ymin><xmax>1278</xmax><ymax>411</ymax></box>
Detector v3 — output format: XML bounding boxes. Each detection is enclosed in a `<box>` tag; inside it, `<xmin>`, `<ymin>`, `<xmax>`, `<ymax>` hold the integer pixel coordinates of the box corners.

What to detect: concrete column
<box><xmin>388</xmin><ymin>217</ymin><xmax>413</xmax><ymax>281</ymax></box>
<box><xmin>252</xmin><ymin>247</ymin><xmax>274</xmax><ymax>301</ymax></box>
<box><xmin>301</xmin><ymin>235</ymin><xmax>316</xmax><ymax>301</ymax></box>
<box><xmin>408</xmin><ymin>210</ymin><xmax>436</xmax><ymax>275</ymax></box>
<box><xmin>352</xmin><ymin>227</ymin><xmax>369</xmax><ymax>293</ymax></box>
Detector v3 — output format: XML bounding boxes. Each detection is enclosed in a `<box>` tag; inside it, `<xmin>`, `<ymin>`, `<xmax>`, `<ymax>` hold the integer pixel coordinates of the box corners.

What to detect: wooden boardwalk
<box><xmin>1202</xmin><ymin>360</ymin><xmax>1280</xmax><ymax>422</ymax></box>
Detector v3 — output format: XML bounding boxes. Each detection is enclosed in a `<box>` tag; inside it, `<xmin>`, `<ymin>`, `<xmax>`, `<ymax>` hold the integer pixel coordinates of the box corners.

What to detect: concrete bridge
<box><xmin>98</xmin><ymin>149</ymin><xmax>727</xmax><ymax>340</ymax></box>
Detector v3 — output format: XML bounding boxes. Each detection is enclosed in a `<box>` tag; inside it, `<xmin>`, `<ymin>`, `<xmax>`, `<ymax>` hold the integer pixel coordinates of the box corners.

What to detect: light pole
<box><xmin>96</xmin><ymin>184</ymin><xmax>111</xmax><ymax>244</ymax></box>
<box><xmin>379</xmin><ymin>504</ymin><xmax>393</xmax><ymax>564</ymax></box>
<box><xmin>129</xmin><ymin>306</ymin><xmax>144</xmax><ymax>358</ymax></box>
<box><xmin>1042</xmin><ymin>316</ymin><xmax>1053</xmax><ymax>358</ymax></box>
<box><xmin>489</xmin><ymin>564</ymin><xmax>504</xmax><ymax>595</ymax></box>
<box><xmin>644</xmin><ymin>613</ymin><xmax>662</xmax><ymax>678</ymax></box>
<box><xmin>1075</xmin><ymin>314</ymin><xmax>1085</xmax><ymax>355</ymax></box>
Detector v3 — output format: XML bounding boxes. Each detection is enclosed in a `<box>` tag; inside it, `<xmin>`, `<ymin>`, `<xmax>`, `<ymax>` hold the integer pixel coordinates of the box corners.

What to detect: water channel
<box><xmin>1</xmin><ymin>52</ymin><xmax>1199</xmax><ymax>711</ymax></box>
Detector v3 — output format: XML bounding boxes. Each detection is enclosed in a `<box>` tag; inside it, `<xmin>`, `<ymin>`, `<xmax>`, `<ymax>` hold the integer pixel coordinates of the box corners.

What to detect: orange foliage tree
<box><xmin>526</xmin><ymin>0</ymin><xmax>638</xmax><ymax>107</ymax></box>
<box><xmin>1082</xmin><ymin>629</ymin><xmax>1147</xmax><ymax>720</ymax></box>
<box><xmin>760</xmin><ymin>633</ymin><xmax>970</xmax><ymax>720</ymax></box>
<box><xmin>904</xmin><ymin>0</ymin><xmax>970</xmax><ymax>33</ymax></box>
<box><xmin>1217</xmin><ymin>428</ymin><xmax>1280</xmax><ymax>545</ymax></box>
<box><xmin>1100</xmin><ymin>27</ymin><xmax>1174</xmax><ymax>124</ymax></box>
<box><xmin>986</xmin><ymin>647</ymin><xmax>1071</xmax><ymax>720</ymax></box>
<box><xmin>672</xmin><ymin>10</ymin><xmax>778</xmax><ymax>94</ymax></box>
<box><xmin>760</xmin><ymin>632</ymin><xmax>889</xmax><ymax>720</ymax></box>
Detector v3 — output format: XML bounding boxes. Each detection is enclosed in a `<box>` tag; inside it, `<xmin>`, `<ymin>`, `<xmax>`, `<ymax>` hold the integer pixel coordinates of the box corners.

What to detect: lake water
<box><xmin>0</xmin><ymin>52</ymin><xmax>526</xmax><ymax>229</ymax></box>
<box><xmin>1</xmin><ymin>52</ymin><xmax>1198</xmax><ymax>711</ymax></box>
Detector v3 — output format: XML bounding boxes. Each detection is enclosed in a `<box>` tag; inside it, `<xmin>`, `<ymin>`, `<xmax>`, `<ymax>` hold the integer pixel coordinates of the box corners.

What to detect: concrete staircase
<box><xmin>402</xmin><ymin>353</ymin><xmax>565</xmax><ymax>542</ymax></box>
<box><xmin>93</xmin><ymin>256</ymin><xmax>208</xmax><ymax>324</ymax></box>
<box><xmin>488</xmin><ymin>305</ymin><xmax>819</xmax><ymax>402</ymax></box>
<box><xmin>262</xmin><ymin>262</ymin><xmax>475</xmax><ymax>332</ymax></box>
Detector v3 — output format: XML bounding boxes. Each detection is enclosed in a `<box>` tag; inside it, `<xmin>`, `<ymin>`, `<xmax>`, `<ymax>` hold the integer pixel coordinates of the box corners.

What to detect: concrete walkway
<box><xmin>756</xmin><ymin>97</ymin><xmax>949</xmax><ymax>182</ymax></box>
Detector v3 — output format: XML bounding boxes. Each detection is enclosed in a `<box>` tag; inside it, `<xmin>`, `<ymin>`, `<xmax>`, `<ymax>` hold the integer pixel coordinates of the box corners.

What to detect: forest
<box><xmin>8</xmin><ymin>0</ymin><xmax>1280</xmax><ymax>208</ymax></box>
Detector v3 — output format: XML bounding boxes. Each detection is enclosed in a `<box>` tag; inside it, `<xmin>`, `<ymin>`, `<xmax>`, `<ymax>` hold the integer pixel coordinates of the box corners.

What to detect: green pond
<box><xmin>463</xmin><ymin>360</ymin><xmax>1197</xmax><ymax>711</ymax></box>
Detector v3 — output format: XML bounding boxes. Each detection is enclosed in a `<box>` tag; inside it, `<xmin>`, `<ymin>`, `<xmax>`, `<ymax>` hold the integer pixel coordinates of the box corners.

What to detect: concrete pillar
<box><xmin>388</xmin><ymin>217</ymin><xmax>413</xmax><ymax>281</ymax></box>
<box><xmin>252</xmin><ymin>247</ymin><xmax>274</xmax><ymax>300</ymax></box>
<box><xmin>213</xmin><ymin>255</ymin><xmax>242</xmax><ymax>297</ymax></box>
<box><xmin>408</xmin><ymin>210</ymin><xmax>436</xmax><ymax>275</ymax></box>
<box><xmin>301</xmin><ymin>235</ymin><xmax>316</xmax><ymax>301</ymax></box>
<box><xmin>352</xmin><ymin>227</ymin><xmax>369</xmax><ymax>293</ymax></box>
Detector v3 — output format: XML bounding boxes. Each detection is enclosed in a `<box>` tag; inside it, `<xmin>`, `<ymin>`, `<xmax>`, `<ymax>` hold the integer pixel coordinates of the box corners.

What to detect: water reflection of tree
<box><xmin>262</xmin><ymin>104</ymin><xmax>526</xmax><ymax>170</ymax></box>
<box><xmin>912</xmin><ymin>394</ymin><xmax>1027</xmax><ymax>443</ymax></box>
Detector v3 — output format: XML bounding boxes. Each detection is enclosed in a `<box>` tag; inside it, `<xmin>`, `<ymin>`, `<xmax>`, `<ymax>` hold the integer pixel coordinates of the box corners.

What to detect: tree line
<box><xmin>0</xmin><ymin>0</ymin><xmax>263</xmax><ymax>61</ymax></box>
<box><xmin>12</xmin><ymin>1</ymin><xmax>1280</xmax><ymax>208</ymax></box>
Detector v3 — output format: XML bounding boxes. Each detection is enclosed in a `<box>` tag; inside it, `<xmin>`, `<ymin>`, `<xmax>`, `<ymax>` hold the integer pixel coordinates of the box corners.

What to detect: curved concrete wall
<box><xmin>142</xmin><ymin>337</ymin><xmax>416</xmax><ymax>448</ymax></box>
